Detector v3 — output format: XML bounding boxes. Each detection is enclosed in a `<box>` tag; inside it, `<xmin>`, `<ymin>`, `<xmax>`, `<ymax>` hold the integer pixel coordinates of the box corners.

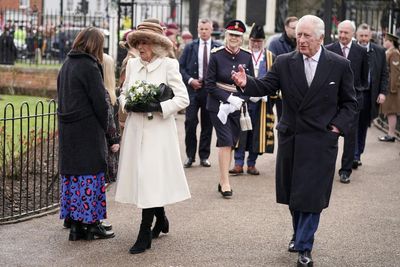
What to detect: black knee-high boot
<box><xmin>152</xmin><ymin>207</ymin><xmax>169</xmax><ymax>238</ymax></box>
<box><xmin>129</xmin><ymin>208</ymin><xmax>154</xmax><ymax>254</ymax></box>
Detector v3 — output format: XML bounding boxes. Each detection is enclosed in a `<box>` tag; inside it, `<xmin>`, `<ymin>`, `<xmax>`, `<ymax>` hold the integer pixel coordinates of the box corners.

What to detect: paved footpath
<box><xmin>1</xmin><ymin>114</ymin><xmax>399</xmax><ymax>267</ymax></box>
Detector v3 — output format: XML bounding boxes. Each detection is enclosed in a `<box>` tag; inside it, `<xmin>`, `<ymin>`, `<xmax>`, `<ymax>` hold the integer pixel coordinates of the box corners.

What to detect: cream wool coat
<box><xmin>115</xmin><ymin>56</ymin><xmax>191</xmax><ymax>208</ymax></box>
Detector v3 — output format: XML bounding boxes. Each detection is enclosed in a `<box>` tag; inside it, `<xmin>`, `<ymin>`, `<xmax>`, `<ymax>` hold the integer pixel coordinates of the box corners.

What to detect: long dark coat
<box><xmin>0</xmin><ymin>33</ymin><xmax>17</xmax><ymax>65</ymax></box>
<box><xmin>245</xmin><ymin>48</ymin><xmax>357</xmax><ymax>213</ymax></box>
<box><xmin>368</xmin><ymin>43</ymin><xmax>388</xmax><ymax>120</ymax></box>
<box><xmin>57</xmin><ymin>51</ymin><xmax>108</xmax><ymax>175</ymax></box>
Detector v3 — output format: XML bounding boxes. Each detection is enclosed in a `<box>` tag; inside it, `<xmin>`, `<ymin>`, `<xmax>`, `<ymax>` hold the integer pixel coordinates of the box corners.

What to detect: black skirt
<box><xmin>209</xmin><ymin>110</ymin><xmax>241</xmax><ymax>147</ymax></box>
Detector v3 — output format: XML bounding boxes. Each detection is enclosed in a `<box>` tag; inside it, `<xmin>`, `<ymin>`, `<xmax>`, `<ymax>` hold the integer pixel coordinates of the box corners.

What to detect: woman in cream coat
<box><xmin>115</xmin><ymin>19</ymin><xmax>190</xmax><ymax>254</ymax></box>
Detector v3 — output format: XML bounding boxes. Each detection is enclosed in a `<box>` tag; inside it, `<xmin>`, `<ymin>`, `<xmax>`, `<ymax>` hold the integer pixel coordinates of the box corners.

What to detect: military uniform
<box><xmin>205</xmin><ymin>20</ymin><xmax>254</xmax><ymax>147</ymax></box>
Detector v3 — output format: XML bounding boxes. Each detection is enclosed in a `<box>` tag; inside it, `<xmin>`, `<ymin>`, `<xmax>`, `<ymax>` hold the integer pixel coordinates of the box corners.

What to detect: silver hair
<box><xmin>198</xmin><ymin>18</ymin><xmax>212</xmax><ymax>25</ymax></box>
<box><xmin>338</xmin><ymin>20</ymin><xmax>356</xmax><ymax>33</ymax></box>
<box><xmin>296</xmin><ymin>15</ymin><xmax>325</xmax><ymax>38</ymax></box>
<box><xmin>151</xmin><ymin>44</ymin><xmax>169</xmax><ymax>58</ymax></box>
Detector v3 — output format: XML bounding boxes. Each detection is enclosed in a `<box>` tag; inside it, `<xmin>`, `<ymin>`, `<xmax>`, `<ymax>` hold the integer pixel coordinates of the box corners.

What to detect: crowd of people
<box><xmin>56</xmin><ymin>14</ymin><xmax>399</xmax><ymax>267</ymax></box>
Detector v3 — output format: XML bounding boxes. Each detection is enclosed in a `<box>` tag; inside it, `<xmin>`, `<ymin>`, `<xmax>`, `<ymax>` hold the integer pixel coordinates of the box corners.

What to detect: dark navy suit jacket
<box><xmin>179</xmin><ymin>39</ymin><xmax>221</xmax><ymax>95</ymax></box>
<box><xmin>326</xmin><ymin>41</ymin><xmax>369</xmax><ymax>92</ymax></box>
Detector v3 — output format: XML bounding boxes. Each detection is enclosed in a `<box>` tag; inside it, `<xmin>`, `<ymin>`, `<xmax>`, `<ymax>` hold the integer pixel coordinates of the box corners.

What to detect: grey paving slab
<box><xmin>0</xmin><ymin>114</ymin><xmax>399</xmax><ymax>267</ymax></box>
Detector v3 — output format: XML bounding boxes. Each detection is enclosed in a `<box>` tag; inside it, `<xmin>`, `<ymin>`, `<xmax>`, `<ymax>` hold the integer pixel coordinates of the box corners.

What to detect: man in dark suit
<box><xmin>179</xmin><ymin>18</ymin><xmax>221</xmax><ymax>168</ymax></box>
<box><xmin>232</xmin><ymin>15</ymin><xmax>357</xmax><ymax>266</ymax></box>
<box><xmin>326</xmin><ymin>20</ymin><xmax>369</xmax><ymax>184</ymax></box>
<box><xmin>354</xmin><ymin>23</ymin><xmax>388</xmax><ymax>166</ymax></box>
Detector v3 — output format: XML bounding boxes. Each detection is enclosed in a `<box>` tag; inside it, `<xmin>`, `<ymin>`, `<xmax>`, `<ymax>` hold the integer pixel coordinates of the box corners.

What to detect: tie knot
<box><xmin>204</xmin><ymin>41</ymin><xmax>207</xmax><ymax>46</ymax></box>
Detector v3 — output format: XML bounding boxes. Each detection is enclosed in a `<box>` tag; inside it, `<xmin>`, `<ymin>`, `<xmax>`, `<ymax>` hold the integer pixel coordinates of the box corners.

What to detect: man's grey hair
<box><xmin>296</xmin><ymin>15</ymin><xmax>325</xmax><ymax>38</ymax></box>
<box><xmin>198</xmin><ymin>18</ymin><xmax>213</xmax><ymax>25</ymax></box>
<box><xmin>357</xmin><ymin>23</ymin><xmax>371</xmax><ymax>32</ymax></box>
<box><xmin>338</xmin><ymin>20</ymin><xmax>356</xmax><ymax>33</ymax></box>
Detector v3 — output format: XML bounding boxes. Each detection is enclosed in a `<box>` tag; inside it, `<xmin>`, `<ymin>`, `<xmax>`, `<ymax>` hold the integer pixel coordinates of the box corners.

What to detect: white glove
<box><xmin>261</xmin><ymin>96</ymin><xmax>268</xmax><ymax>102</ymax></box>
<box><xmin>227</xmin><ymin>94</ymin><xmax>244</xmax><ymax>110</ymax></box>
<box><xmin>217</xmin><ymin>103</ymin><xmax>237</xmax><ymax>124</ymax></box>
<box><xmin>249</xmin><ymin>97</ymin><xmax>261</xmax><ymax>103</ymax></box>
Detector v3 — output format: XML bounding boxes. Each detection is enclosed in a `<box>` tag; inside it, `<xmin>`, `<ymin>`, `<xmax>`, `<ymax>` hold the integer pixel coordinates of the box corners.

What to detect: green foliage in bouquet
<box><xmin>125</xmin><ymin>80</ymin><xmax>160</xmax><ymax>108</ymax></box>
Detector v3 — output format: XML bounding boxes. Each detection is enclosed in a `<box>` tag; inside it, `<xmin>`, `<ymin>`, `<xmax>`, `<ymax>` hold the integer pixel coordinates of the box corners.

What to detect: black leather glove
<box><xmin>124</xmin><ymin>103</ymin><xmax>135</xmax><ymax>112</ymax></box>
<box><xmin>129</xmin><ymin>102</ymin><xmax>161</xmax><ymax>113</ymax></box>
<box><xmin>157</xmin><ymin>83</ymin><xmax>174</xmax><ymax>102</ymax></box>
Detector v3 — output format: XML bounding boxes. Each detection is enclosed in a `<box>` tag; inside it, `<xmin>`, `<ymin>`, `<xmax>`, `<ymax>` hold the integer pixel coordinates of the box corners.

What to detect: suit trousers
<box><xmin>339</xmin><ymin>91</ymin><xmax>362</xmax><ymax>175</ymax></box>
<box><xmin>184</xmin><ymin>88</ymin><xmax>213</xmax><ymax>160</ymax></box>
<box><xmin>355</xmin><ymin>90</ymin><xmax>371</xmax><ymax>161</ymax></box>
<box><xmin>291</xmin><ymin>210</ymin><xmax>321</xmax><ymax>252</ymax></box>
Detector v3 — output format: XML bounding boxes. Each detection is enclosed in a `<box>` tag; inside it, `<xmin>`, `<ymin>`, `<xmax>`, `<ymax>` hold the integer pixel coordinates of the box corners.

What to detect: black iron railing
<box><xmin>0</xmin><ymin>8</ymin><xmax>110</xmax><ymax>66</ymax></box>
<box><xmin>0</xmin><ymin>100</ymin><xmax>58</xmax><ymax>223</ymax></box>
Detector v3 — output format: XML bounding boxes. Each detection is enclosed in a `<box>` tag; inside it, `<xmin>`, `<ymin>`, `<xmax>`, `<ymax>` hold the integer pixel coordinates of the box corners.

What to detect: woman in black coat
<box><xmin>57</xmin><ymin>27</ymin><xmax>114</xmax><ymax>241</ymax></box>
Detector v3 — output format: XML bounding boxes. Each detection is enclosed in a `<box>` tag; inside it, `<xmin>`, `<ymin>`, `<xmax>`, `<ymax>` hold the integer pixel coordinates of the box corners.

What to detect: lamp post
<box><xmin>60</xmin><ymin>0</ymin><xmax>64</xmax><ymax>26</ymax></box>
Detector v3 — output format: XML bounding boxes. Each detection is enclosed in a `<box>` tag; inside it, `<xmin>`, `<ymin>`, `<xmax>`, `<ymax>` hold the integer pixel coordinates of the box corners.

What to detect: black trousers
<box><xmin>339</xmin><ymin>91</ymin><xmax>362</xmax><ymax>176</ymax></box>
<box><xmin>184</xmin><ymin>89</ymin><xmax>213</xmax><ymax>160</ymax></box>
<box><xmin>355</xmin><ymin>90</ymin><xmax>372</xmax><ymax>161</ymax></box>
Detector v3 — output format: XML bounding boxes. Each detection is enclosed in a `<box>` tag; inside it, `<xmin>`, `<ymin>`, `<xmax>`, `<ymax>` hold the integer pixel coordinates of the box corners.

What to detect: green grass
<box><xmin>0</xmin><ymin>95</ymin><xmax>57</xmax><ymax>171</ymax></box>
<box><xmin>15</xmin><ymin>62</ymin><xmax>61</xmax><ymax>70</ymax></box>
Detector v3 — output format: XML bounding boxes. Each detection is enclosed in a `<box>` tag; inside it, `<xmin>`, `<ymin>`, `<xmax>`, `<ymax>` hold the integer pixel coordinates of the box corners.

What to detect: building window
<box><xmin>19</xmin><ymin>0</ymin><xmax>29</xmax><ymax>9</ymax></box>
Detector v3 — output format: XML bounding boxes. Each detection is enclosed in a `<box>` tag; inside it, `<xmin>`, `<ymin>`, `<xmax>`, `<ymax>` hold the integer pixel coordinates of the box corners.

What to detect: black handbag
<box><xmin>157</xmin><ymin>83</ymin><xmax>174</xmax><ymax>102</ymax></box>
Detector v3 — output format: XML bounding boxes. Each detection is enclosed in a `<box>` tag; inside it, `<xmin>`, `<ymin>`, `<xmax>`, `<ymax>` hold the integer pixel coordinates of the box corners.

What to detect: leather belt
<box><xmin>216</xmin><ymin>82</ymin><xmax>237</xmax><ymax>93</ymax></box>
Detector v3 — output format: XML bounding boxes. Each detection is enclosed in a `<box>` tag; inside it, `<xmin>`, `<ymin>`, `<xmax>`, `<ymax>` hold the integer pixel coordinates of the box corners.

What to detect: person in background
<box><xmin>268</xmin><ymin>16</ymin><xmax>298</xmax><ymax>121</ymax></box>
<box><xmin>117</xmin><ymin>29</ymin><xmax>138</xmax><ymax>132</ymax></box>
<box><xmin>115</xmin><ymin>19</ymin><xmax>190</xmax><ymax>254</ymax></box>
<box><xmin>379</xmin><ymin>33</ymin><xmax>400</xmax><ymax>142</ymax></box>
<box><xmin>179</xmin><ymin>18</ymin><xmax>221</xmax><ymax>168</ymax></box>
<box><xmin>176</xmin><ymin>30</ymin><xmax>193</xmax><ymax>58</ymax></box>
<box><xmin>58</xmin><ymin>27</ymin><xmax>115</xmax><ymax>241</ymax></box>
<box><xmin>205</xmin><ymin>19</ymin><xmax>254</xmax><ymax>198</ymax></box>
<box><xmin>231</xmin><ymin>15</ymin><xmax>357</xmax><ymax>266</ymax></box>
<box><xmin>102</xmin><ymin>53</ymin><xmax>121</xmax><ymax>184</ymax></box>
<box><xmin>354</xmin><ymin>23</ymin><xmax>388</xmax><ymax>165</ymax></box>
<box><xmin>229</xmin><ymin>24</ymin><xmax>275</xmax><ymax>176</ymax></box>
<box><xmin>326</xmin><ymin>20</ymin><xmax>369</xmax><ymax>184</ymax></box>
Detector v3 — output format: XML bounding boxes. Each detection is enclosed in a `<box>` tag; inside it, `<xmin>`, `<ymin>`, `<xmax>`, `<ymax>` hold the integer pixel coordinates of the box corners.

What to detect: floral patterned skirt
<box><xmin>60</xmin><ymin>173</ymin><xmax>107</xmax><ymax>224</ymax></box>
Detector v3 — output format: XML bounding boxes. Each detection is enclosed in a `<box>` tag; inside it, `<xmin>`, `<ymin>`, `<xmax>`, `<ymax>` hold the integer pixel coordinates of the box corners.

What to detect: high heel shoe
<box><xmin>152</xmin><ymin>216</ymin><xmax>169</xmax><ymax>238</ymax></box>
<box><xmin>85</xmin><ymin>221</ymin><xmax>115</xmax><ymax>240</ymax></box>
<box><xmin>218</xmin><ymin>184</ymin><xmax>233</xmax><ymax>198</ymax></box>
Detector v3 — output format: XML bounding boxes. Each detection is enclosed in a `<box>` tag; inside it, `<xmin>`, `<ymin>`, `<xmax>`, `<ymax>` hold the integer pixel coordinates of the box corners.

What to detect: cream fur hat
<box><xmin>127</xmin><ymin>19</ymin><xmax>173</xmax><ymax>50</ymax></box>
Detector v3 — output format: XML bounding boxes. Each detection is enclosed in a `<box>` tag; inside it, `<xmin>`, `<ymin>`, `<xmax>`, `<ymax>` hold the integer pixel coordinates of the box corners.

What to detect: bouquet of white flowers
<box><xmin>125</xmin><ymin>80</ymin><xmax>174</xmax><ymax>120</ymax></box>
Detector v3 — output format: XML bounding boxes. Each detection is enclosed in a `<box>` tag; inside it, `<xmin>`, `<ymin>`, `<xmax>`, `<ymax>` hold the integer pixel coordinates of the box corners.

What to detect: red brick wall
<box><xmin>0</xmin><ymin>0</ymin><xmax>43</xmax><ymax>12</ymax></box>
<box><xmin>0</xmin><ymin>65</ymin><xmax>58</xmax><ymax>97</ymax></box>
<box><xmin>0</xmin><ymin>0</ymin><xmax>19</xmax><ymax>9</ymax></box>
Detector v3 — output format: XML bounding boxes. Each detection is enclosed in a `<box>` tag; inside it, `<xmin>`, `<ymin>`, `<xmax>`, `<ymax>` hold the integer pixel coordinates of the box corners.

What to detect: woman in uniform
<box><xmin>379</xmin><ymin>33</ymin><xmax>400</xmax><ymax>142</ymax></box>
<box><xmin>205</xmin><ymin>20</ymin><xmax>254</xmax><ymax>198</ymax></box>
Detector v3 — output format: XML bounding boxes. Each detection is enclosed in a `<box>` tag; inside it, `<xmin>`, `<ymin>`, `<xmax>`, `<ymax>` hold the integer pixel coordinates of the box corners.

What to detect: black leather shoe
<box><xmin>340</xmin><ymin>173</ymin><xmax>350</xmax><ymax>184</ymax></box>
<box><xmin>184</xmin><ymin>157</ymin><xmax>195</xmax><ymax>168</ymax></box>
<box><xmin>352</xmin><ymin>160</ymin><xmax>362</xmax><ymax>169</ymax></box>
<box><xmin>297</xmin><ymin>251</ymin><xmax>313</xmax><ymax>267</ymax></box>
<box><xmin>200</xmin><ymin>159</ymin><xmax>211</xmax><ymax>167</ymax></box>
<box><xmin>65</xmin><ymin>218</ymin><xmax>112</xmax><ymax>231</ymax></box>
<box><xmin>288</xmin><ymin>239</ymin><xmax>297</xmax><ymax>252</ymax></box>
<box><xmin>220</xmin><ymin>187</ymin><xmax>233</xmax><ymax>198</ymax></box>
<box><xmin>379</xmin><ymin>135</ymin><xmax>395</xmax><ymax>142</ymax></box>
<box><xmin>85</xmin><ymin>222</ymin><xmax>115</xmax><ymax>240</ymax></box>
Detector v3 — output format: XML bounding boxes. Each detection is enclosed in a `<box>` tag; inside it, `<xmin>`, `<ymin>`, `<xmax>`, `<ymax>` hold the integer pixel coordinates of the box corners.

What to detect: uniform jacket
<box><xmin>57</xmin><ymin>51</ymin><xmax>108</xmax><ymax>175</ymax></box>
<box><xmin>115</xmin><ymin>57</ymin><xmax>191</xmax><ymax>208</ymax></box>
<box><xmin>367</xmin><ymin>42</ymin><xmax>388</xmax><ymax>120</ymax></box>
<box><xmin>244</xmin><ymin>48</ymin><xmax>357</xmax><ymax>213</ymax></box>
<box><xmin>179</xmin><ymin>38</ymin><xmax>221</xmax><ymax>94</ymax></box>
<box><xmin>205</xmin><ymin>47</ymin><xmax>254</xmax><ymax>112</ymax></box>
<box><xmin>381</xmin><ymin>47</ymin><xmax>400</xmax><ymax>114</ymax></box>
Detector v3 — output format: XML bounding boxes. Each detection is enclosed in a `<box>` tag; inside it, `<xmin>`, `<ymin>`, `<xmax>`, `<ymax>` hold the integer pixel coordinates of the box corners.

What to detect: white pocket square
<box><xmin>329</xmin><ymin>82</ymin><xmax>336</xmax><ymax>85</ymax></box>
